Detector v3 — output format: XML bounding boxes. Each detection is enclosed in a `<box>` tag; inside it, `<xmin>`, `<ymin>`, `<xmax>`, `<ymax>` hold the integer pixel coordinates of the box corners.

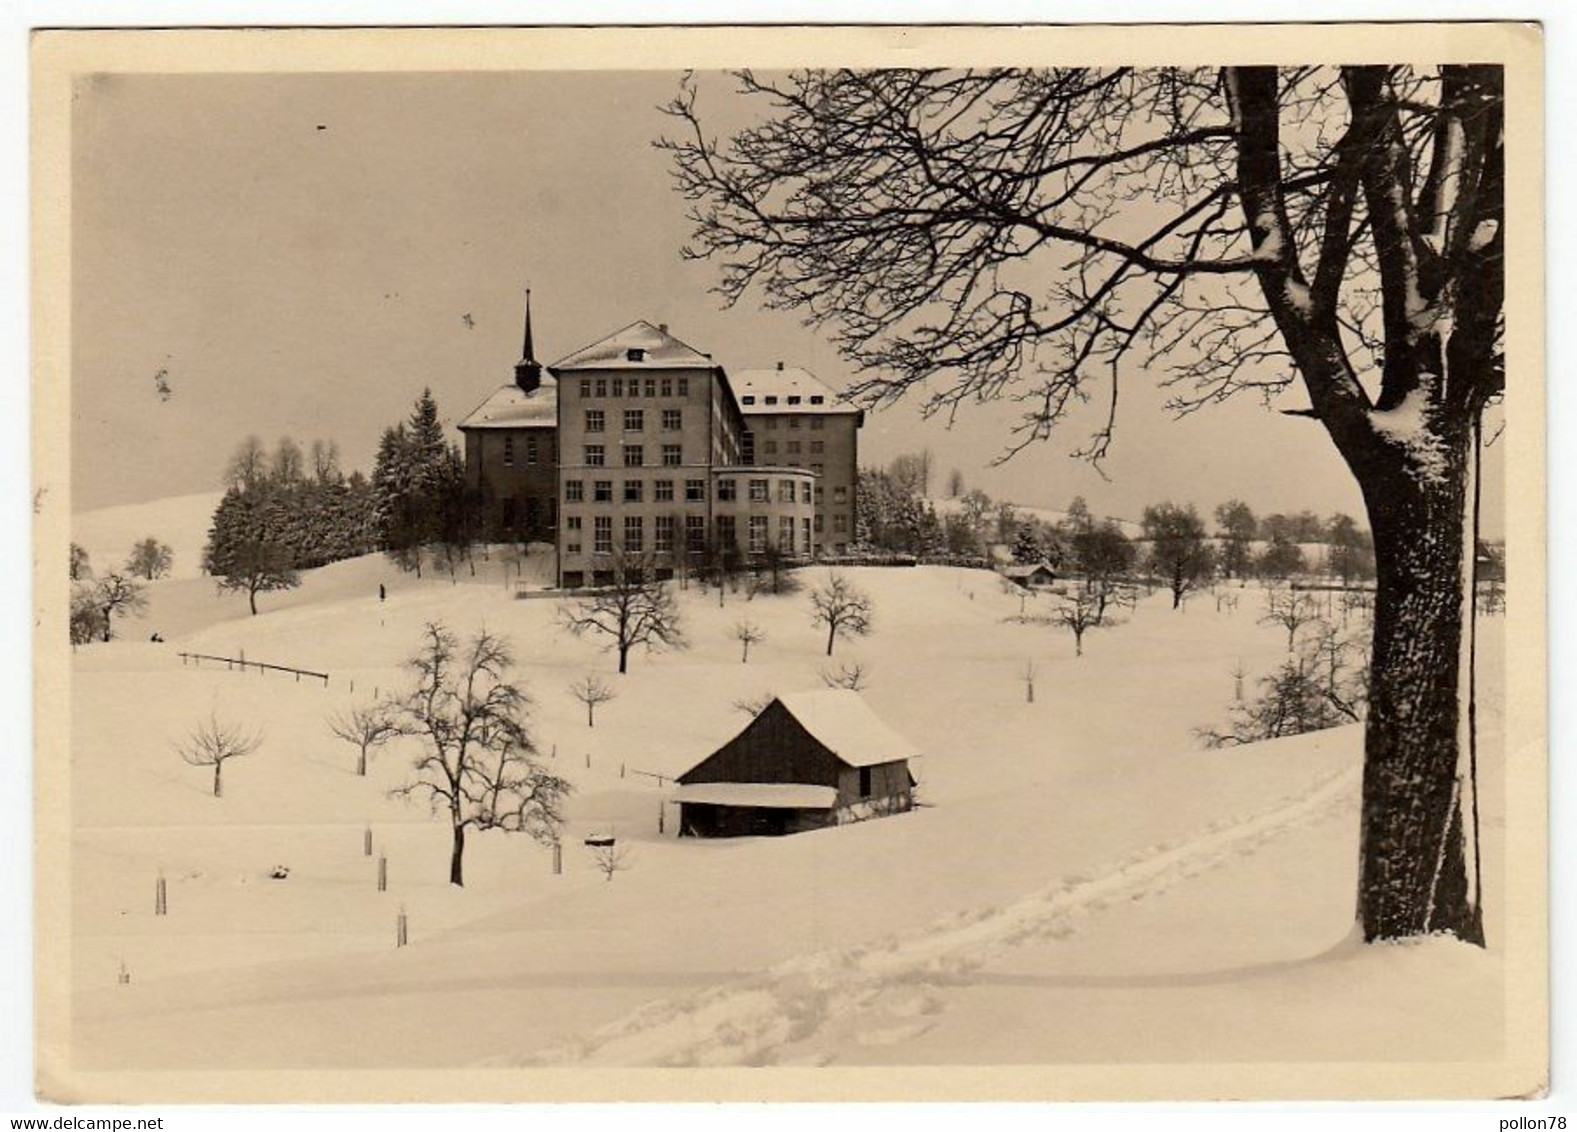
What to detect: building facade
<box><xmin>457</xmin><ymin>292</ymin><xmax>560</xmax><ymax>543</ymax></box>
<box><xmin>732</xmin><ymin>366</ymin><xmax>864</xmax><ymax>556</ymax></box>
<box><xmin>459</xmin><ymin>305</ymin><xmax>862</xmax><ymax>586</ymax></box>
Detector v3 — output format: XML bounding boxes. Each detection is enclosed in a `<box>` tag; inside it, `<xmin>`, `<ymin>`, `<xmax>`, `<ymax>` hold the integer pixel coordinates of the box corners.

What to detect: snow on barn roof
<box><xmin>549</xmin><ymin>321</ymin><xmax>716</xmax><ymax>372</ymax></box>
<box><xmin>674</xmin><ymin>782</ymin><xmax>838</xmax><ymax>809</ymax></box>
<box><xmin>731</xmin><ymin>366</ymin><xmax>862</xmax><ymax>416</ymax></box>
<box><xmin>776</xmin><ymin>689</ymin><xmax>920</xmax><ymax>769</ymax></box>
<box><xmin>1003</xmin><ymin>561</ymin><xmax>1056</xmax><ymax>579</ymax></box>
<box><xmin>457</xmin><ymin>381</ymin><xmax>558</xmax><ymax>430</ymax></box>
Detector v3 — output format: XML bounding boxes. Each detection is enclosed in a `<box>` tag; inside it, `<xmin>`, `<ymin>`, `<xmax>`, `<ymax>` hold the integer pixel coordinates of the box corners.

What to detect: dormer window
<box><xmin>626</xmin><ymin>347</ymin><xmax>645</xmax><ymax>362</ymax></box>
<box><xmin>742</xmin><ymin>395</ymin><xmax>755</xmax><ymax>405</ymax></box>
<box><xmin>788</xmin><ymin>395</ymin><xmax>802</xmax><ymax>405</ymax></box>
<box><xmin>810</xmin><ymin>395</ymin><xmax>825</xmax><ymax>404</ymax></box>
<box><xmin>765</xmin><ymin>395</ymin><xmax>779</xmax><ymax>405</ymax></box>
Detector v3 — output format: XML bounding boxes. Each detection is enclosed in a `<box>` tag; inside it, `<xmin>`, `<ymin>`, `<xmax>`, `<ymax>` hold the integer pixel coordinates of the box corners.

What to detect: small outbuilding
<box><xmin>1003</xmin><ymin>561</ymin><xmax>1057</xmax><ymax>588</ymax></box>
<box><xmin>674</xmin><ymin>690</ymin><xmax>919</xmax><ymax>838</ymax></box>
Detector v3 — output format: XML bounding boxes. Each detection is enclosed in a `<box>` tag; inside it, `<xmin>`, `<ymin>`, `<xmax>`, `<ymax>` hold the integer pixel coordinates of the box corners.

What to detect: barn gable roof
<box><xmin>774</xmin><ymin>690</ymin><xmax>920</xmax><ymax>769</ymax></box>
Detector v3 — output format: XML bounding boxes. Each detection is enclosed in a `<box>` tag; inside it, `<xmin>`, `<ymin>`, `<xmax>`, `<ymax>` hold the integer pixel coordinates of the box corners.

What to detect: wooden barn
<box><xmin>674</xmin><ymin>690</ymin><xmax>919</xmax><ymax>838</ymax></box>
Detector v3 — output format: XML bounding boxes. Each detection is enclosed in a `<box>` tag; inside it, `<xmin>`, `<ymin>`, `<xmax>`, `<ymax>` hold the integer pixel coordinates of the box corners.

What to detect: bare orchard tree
<box><xmin>733</xmin><ymin>618</ymin><xmax>767</xmax><ymax>663</ymax></box>
<box><xmin>390</xmin><ymin>622</ymin><xmax>570</xmax><ymax>886</ymax></box>
<box><xmin>664</xmin><ymin>65</ymin><xmax>1504</xmax><ymax>943</ymax></box>
<box><xmin>732</xmin><ymin>690</ymin><xmax>777</xmax><ymax>717</ymax></box>
<box><xmin>175</xmin><ymin>713</ymin><xmax>263</xmax><ymax>798</ymax></box>
<box><xmin>568</xmin><ymin>673</ymin><xmax>618</xmax><ymax>727</ymax></box>
<box><xmin>90</xmin><ymin>572</ymin><xmax>149</xmax><ymax>642</ymax></box>
<box><xmin>809</xmin><ymin>571</ymin><xmax>874</xmax><ymax>656</ymax></box>
<box><xmin>559</xmin><ymin>550</ymin><xmax>687</xmax><ymax>675</ymax></box>
<box><xmin>1044</xmin><ymin>587</ymin><xmax>1121</xmax><ymax>657</ymax></box>
<box><xmin>589</xmin><ymin>840</ymin><xmax>633</xmax><ymax>882</ymax></box>
<box><xmin>819</xmin><ymin>660</ymin><xmax>869</xmax><ymax>691</ymax></box>
<box><xmin>1261</xmin><ymin>588</ymin><xmax>1324</xmax><ymax>653</ymax></box>
<box><xmin>326</xmin><ymin>700</ymin><xmax>400</xmax><ymax>777</ymax></box>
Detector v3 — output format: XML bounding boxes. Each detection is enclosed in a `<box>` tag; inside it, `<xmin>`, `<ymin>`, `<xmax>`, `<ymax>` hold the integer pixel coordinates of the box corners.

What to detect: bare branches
<box><xmin>733</xmin><ymin>618</ymin><xmax>766</xmax><ymax>664</ymax></box>
<box><xmin>809</xmin><ymin>572</ymin><xmax>874</xmax><ymax>656</ymax></box>
<box><xmin>176</xmin><ymin>713</ymin><xmax>263</xmax><ymax>797</ymax></box>
<box><xmin>819</xmin><ymin>660</ymin><xmax>869</xmax><ymax>691</ymax></box>
<box><xmin>327</xmin><ymin>700</ymin><xmax>400</xmax><ymax>776</ymax></box>
<box><xmin>390</xmin><ymin>621</ymin><xmax>570</xmax><ymax>885</ymax></box>
<box><xmin>568</xmin><ymin>673</ymin><xmax>618</xmax><ymax>727</ymax></box>
<box><xmin>559</xmin><ymin>550</ymin><xmax>687</xmax><ymax>674</ymax></box>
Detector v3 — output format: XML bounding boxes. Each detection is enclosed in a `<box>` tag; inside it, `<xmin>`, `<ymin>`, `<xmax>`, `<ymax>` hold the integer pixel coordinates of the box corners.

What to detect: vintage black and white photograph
<box><xmin>31</xmin><ymin>22</ymin><xmax>1547</xmax><ymax>1103</ymax></box>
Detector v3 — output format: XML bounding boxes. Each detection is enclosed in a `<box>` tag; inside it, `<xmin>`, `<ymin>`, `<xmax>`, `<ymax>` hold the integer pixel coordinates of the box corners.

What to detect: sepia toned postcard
<box><xmin>32</xmin><ymin>22</ymin><xmax>1547</xmax><ymax>1104</ymax></box>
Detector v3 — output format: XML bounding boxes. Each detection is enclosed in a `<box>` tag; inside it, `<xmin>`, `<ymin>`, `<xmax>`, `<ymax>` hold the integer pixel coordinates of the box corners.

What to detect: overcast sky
<box><xmin>71</xmin><ymin>70</ymin><xmax>1504</xmax><ymax>534</ymax></box>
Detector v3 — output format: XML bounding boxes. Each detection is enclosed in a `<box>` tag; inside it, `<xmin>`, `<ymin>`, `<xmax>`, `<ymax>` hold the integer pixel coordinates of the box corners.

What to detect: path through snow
<box><xmin>501</xmin><ymin>762</ymin><xmax>1362</xmax><ymax>1068</ymax></box>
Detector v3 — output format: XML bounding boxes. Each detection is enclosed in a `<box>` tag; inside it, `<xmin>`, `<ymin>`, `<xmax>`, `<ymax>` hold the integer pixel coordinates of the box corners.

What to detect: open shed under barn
<box><xmin>674</xmin><ymin>690</ymin><xmax>919</xmax><ymax>837</ymax></box>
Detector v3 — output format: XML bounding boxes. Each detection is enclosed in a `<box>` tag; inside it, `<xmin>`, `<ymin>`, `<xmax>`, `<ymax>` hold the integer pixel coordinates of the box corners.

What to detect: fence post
<box><xmin>552</xmin><ymin>842</ymin><xmax>562</xmax><ymax>876</ymax></box>
<box><xmin>396</xmin><ymin>905</ymin><xmax>409</xmax><ymax>948</ymax></box>
<box><xmin>154</xmin><ymin>872</ymin><xmax>167</xmax><ymax>916</ymax></box>
<box><xmin>377</xmin><ymin>852</ymin><xmax>388</xmax><ymax>892</ymax></box>
<box><xmin>364</xmin><ymin>825</ymin><xmax>373</xmax><ymax>857</ymax></box>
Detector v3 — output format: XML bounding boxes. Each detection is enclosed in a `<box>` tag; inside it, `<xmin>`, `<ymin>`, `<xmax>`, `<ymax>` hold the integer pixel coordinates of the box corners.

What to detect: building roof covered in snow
<box><xmin>673</xmin><ymin>782</ymin><xmax>839</xmax><ymax>809</ymax></box>
<box><xmin>730</xmin><ymin>365</ymin><xmax>862</xmax><ymax>417</ymax></box>
<box><xmin>456</xmin><ymin>380</ymin><xmax>559</xmax><ymax>430</ymax></box>
<box><xmin>549</xmin><ymin>320</ymin><xmax>716</xmax><ymax>372</ymax></box>
<box><xmin>772</xmin><ymin>689</ymin><xmax>921</xmax><ymax>769</ymax></box>
<box><xmin>1003</xmin><ymin>561</ymin><xmax>1056</xmax><ymax>581</ymax></box>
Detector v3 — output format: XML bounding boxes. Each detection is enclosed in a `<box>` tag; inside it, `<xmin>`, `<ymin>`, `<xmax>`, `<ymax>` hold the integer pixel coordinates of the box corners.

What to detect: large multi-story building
<box><xmin>457</xmin><ymin>301</ymin><xmax>861</xmax><ymax>587</ymax></box>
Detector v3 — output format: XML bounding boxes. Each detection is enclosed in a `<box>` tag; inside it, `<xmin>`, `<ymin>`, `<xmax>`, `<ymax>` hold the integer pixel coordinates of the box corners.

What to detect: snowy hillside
<box><xmin>71</xmin><ymin>490</ymin><xmax>225</xmax><ymax>581</ymax></box>
<box><xmin>65</xmin><ymin>525</ymin><xmax>1506</xmax><ymax>1074</ymax></box>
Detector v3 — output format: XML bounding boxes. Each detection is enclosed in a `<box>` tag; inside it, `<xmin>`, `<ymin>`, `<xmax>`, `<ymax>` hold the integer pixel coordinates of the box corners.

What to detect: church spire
<box><xmin>515</xmin><ymin>287</ymin><xmax>543</xmax><ymax>393</ymax></box>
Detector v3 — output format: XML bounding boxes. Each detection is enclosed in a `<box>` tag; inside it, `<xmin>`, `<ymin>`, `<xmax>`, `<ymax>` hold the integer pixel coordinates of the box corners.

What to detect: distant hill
<box><xmin>71</xmin><ymin>491</ymin><xmax>225</xmax><ymax>581</ymax></box>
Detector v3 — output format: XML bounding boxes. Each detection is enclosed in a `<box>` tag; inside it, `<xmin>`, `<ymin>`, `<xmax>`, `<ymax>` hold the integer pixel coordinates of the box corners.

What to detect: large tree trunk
<box><xmin>1352</xmin><ymin>427</ymin><xmax>1482</xmax><ymax>944</ymax></box>
<box><xmin>449</xmin><ymin>822</ymin><xmax>465</xmax><ymax>886</ymax></box>
<box><xmin>213</xmin><ymin>762</ymin><xmax>223</xmax><ymax>798</ymax></box>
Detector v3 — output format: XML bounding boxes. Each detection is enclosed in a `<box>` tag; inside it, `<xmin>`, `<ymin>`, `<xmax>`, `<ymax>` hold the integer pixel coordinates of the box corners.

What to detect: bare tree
<box><xmin>125</xmin><ymin>537</ymin><xmax>174</xmax><ymax>581</ymax></box>
<box><xmin>819</xmin><ymin>660</ymin><xmax>869</xmax><ymax>691</ymax></box>
<box><xmin>1044</xmin><ymin>588</ymin><xmax>1119</xmax><ymax>657</ymax></box>
<box><xmin>589</xmin><ymin>840</ymin><xmax>632</xmax><ymax>882</ymax></box>
<box><xmin>947</xmin><ymin>468</ymin><xmax>966</xmax><ymax>499</ymax></box>
<box><xmin>1143</xmin><ymin>503</ymin><xmax>1215</xmax><ymax>610</ymax></box>
<box><xmin>568</xmin><ymin>673</ymin><xmax>618</xmax><ymax>727</ymax></box>
<box><xmin>90</xmin><ymin>572</ymin><xmax>148</xmax><ymax>642</ymax></box>
<box><xmin>327</xmin><ymin>701</ymin><xmax>400</xmax><ymax>776</ymax></box>
<box><xmin>223</xmin><ymin>434</ymin><xmax>269</xmax><ymax>491</ymax></box>
<box><xmin>559</xmin><ymin>550</ymin><xmax>687</xmax><ymax>674</ymax></box>
<box><xmin>733</xmin><ymin>618</ymin><xmax>767</xmax><ymax>663</ymax></box>
<box><xmin>1024</xmin><ymin>659</ymin><xmax>1037</xmax><ymax>703</ymax></box>
<box><xmin>809</xmin><ymin>571</ymin><xmax>874</xmax><ymax>656</ymax></box>
<box><xmin>663</xmin><ymin>65</ymin><xmax>1505</xmax><ymax>943</ymax></box>
<box><xmin>390</xmin><ymin>622</ymin><xmax>571</xmax><ymax>886</ymax></box>
<box><xmin>1261</xmin><ymin>589</ymin><xmax>1323</xmax><ymax>653</ymax></box>
<box><xmin>176</xmin><ymin>713</ymin><xmax>263</xmax><ymax>798</ymax></box>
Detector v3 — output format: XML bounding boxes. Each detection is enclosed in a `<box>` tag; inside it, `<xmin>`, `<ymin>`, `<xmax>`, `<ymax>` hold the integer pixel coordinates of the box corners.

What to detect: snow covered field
<box><xmin>64</xmin><ymin>495</ymin><xmax>1507</xmax><ymax>1074</ymax></box>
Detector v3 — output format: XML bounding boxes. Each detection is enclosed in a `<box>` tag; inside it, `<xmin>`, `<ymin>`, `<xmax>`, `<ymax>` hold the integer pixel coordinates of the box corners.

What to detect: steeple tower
<box><xmin>514</xmin><ymin>288</ymin><xmax>543</xmax><ymax>393</ymax></box>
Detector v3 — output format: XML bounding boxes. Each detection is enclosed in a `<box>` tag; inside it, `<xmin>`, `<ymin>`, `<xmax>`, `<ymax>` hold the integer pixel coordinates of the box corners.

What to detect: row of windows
<box><xmin>758</xmin><ymin>439</ymin><xmax>825</xmax><ymax>455</ymax></box>
<box><xmin>583</xmin><ymin>408</ymin><xmax>683</xmax><ymax>434</ymax></box>
<box><xmin>582</xmin><ymin>444</ymin><xmax>684</xmax><ymax>468</ymax></box>
<box><xmin>565</xmin><ymin>478</ymin><xmax>708</xmax><ymax>503</ymax></box>
<box><xmin>741</xmin><ymin>394</ymin><xmax>826</xmax><ymax>407</ymax></box>
<box><xmin>501</xmin><ymin>433</ymin><xmax>555</xmax><ymax>468</ymax></box>
<box><xmin>753</xmin><ymin>416</ymin><xmax>825</xmax><ymax>430</ymax></box>
<box><xmin>563</xmin><ymin>476</ymin><xmax>836</xmax><ymax>505</ymax></box>
<box><xmin>564</xmin><ymin>513</ymin><xmax>826</xmax><ymax>555</ymax></box>
<box><xmin>577</xmin><ymin>376</ymin><xmax>691</xmax><ymax>400</ymax></box>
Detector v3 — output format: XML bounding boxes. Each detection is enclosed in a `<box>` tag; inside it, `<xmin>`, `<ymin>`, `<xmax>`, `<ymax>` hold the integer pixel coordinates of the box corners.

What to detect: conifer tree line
<box><xmin>203</xmin><ymin>389</ymin><xmax>476</xmax><ymax>608</ymax></box>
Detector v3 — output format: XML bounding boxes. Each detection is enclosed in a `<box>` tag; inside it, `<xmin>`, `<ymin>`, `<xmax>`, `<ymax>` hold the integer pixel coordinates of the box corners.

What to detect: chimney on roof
<box><xmin>776</xmin><ymin>360</ymin><xmax>784</xmax><ymax>371</ymax></box>
<box><xmin>658</xmin><ymin>322</ymin><xmax>669</xmax><ymax>334</ymax></box>
<box><xmin>514</xmin><ymin>288</ymin><xmax>543</xmax><ymax>394</ymax></box>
